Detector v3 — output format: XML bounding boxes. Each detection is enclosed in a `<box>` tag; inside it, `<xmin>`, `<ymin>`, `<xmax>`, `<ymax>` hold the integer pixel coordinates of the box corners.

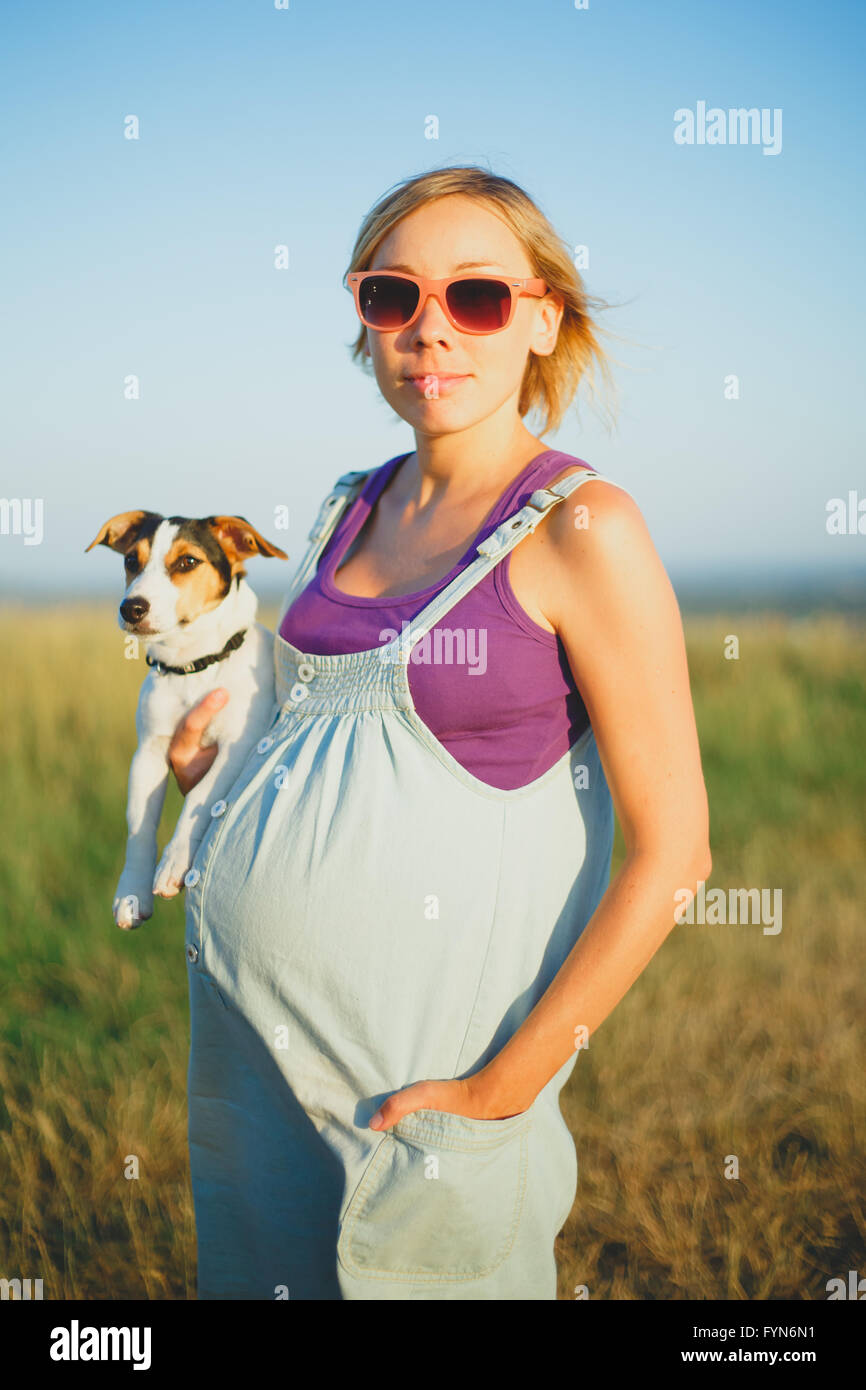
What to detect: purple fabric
<box><xmin>279</xmin><ymin>449</ymin><xmax>592</xmax><ymax>791</ymax></box>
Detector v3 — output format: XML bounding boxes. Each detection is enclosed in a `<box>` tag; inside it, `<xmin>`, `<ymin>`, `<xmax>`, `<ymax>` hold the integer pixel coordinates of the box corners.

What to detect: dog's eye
<box><xmin>124</xmin><ymin>553</ymin><xmax>138</xmax><ymax>573</ymax></box>
<box><xmin>175</xmin><ymin>555</ymin><xmax>201</xmax><ymax>572</ymax></box>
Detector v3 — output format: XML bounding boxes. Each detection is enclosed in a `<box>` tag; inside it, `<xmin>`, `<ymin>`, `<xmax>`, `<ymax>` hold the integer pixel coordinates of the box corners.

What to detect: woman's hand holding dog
<box><xmin>169</xmin><ymin>689</ymin><xmax>229</xmax><ymax>795</ymax></box>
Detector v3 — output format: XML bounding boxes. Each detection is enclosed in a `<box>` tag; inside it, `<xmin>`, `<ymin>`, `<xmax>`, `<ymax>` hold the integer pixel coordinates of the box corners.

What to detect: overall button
<box><xmin>257</xmin><ymin>735</ymin><xmax>275</xmax><ymax>754</ymax></box>
<box><xmin>210</xmin><ymin>799</ymin><xmax>227</xmax><ymax>818</ymax></box>
<box><xmin>184</xmin><ymin>867</ymin><xmax>200</xmax><ymax>888</ymax></box>
<box><xmin>290</xmin><ymin>682</ymin><xmax>309</xmax><ymax>703</ymax></box>
<box><xmin>297</xmin><ymin>661</ymin><xmax>316</xmax><ymax>683</ymax></box>
<box><xmin>186</xmin><ymin>943</ymin><xmax>199</xmax><ymax>963</ymax></box>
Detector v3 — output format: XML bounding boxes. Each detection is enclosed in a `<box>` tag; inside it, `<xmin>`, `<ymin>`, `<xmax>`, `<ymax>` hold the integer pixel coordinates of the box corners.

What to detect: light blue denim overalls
<box><xmin>183</xmin><ymin>464</ymin><xmax>615</xmax><ymax>1300</ymax></box>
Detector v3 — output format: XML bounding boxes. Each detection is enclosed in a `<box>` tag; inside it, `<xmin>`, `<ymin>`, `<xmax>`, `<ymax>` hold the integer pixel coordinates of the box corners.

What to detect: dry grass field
<box><xmin>0</xmin><ymin>603</ymin><xmax>863</xmax><ymax>1299</ymax></box>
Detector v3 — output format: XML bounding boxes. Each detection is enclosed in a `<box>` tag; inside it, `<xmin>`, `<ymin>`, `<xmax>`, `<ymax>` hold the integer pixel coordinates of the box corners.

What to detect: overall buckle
<box><xmin>526</xmin><ymin>487</ymin><xmax>562</xmax><ymax>512</ymax></box>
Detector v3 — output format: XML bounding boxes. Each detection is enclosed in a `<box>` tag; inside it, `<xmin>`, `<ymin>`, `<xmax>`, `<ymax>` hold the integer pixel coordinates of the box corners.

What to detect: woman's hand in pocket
<box><xmin>369</xmin><ymin>1075</ymin><xmax>530</xmax><ymax>1131</ymax></box>
<box><xmin>168</xmin><ymin>688</ymin><xmax>230</xmax><ymax>795</ymax></box>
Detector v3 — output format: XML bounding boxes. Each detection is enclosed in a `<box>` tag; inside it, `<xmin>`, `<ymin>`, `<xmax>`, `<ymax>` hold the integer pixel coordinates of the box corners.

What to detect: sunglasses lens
<box><xmin>358</xmin><ymin>275</ymin><xmax>419</xmax><ymax>329</ymax></box>
<box><xmin>446</xmin><ymin>278</ymin><xmax>511</xmax><ymax>331</ymax></box>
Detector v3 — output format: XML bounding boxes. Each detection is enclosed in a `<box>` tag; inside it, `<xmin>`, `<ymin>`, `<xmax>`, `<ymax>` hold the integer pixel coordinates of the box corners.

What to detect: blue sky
<box><xmin>1</xmin><ymin>0</ymin><xmax>864</xmax><ymax>600</ymax></box>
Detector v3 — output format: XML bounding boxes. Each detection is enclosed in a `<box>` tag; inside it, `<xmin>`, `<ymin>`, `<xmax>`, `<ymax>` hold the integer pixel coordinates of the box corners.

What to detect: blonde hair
<box><xmin>344</xmin><ymin>163</ymin><xmax>622</xmax><ymax>437</ymax></box>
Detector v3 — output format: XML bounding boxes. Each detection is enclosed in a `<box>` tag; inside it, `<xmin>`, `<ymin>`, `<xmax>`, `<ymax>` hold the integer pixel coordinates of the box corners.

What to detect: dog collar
<box><xmin>145</xmin><ymin>627</ymin><xmax>248</xmax><ymax>677</ymax></box>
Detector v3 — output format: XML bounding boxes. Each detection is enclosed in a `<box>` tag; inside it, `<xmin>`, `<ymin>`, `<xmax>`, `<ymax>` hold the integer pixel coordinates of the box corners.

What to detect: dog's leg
<box><xmin>152</xmin><ymin>736</ymin><xmax>255</xmax><ymax>899</ymax></box>
<box><xmin>114</xmin><ymin>737</ymin><xmax>171</xmax><ymax>929</ymax></box>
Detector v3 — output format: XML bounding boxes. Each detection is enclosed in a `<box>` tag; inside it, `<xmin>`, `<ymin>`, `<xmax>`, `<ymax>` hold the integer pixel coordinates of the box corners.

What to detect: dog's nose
<box><xmin>120</xmin><ymin>596</ymin><xmax>150</xmax><ymax>624</ymax></box>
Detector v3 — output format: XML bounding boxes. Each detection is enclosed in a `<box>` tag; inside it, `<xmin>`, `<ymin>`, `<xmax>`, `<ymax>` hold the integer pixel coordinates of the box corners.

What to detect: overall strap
<box><xmin>276</xmin><ymin>469</ymin><xmax>373</xmax><ymax>629</ymax></box>
<box><xmin>388</xmin><ymin>469</ymin><xmax>618</xmax><ymax>665</ymax></box>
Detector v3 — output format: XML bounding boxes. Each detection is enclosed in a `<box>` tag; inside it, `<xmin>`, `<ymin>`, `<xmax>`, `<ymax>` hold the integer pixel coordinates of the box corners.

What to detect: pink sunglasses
<box><xmin>345</xmin><ymin>271</ymin><xmax>548</xmax><ymax>335</ymax></box>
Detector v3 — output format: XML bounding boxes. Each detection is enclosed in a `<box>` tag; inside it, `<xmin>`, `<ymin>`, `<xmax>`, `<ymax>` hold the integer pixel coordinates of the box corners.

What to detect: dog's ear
<box><xmin>207</xmin><ymin>516</ymin><xmax>288</xmax><ymax>572</ymax></box>
<box><xmin>85</xmin><ymin>510</ymin><xmax>162</xmax><ymax>554</ymax></box>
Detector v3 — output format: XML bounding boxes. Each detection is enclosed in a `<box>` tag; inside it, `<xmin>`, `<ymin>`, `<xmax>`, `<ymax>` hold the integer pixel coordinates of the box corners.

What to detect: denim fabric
<box><xmin>184</xmin><ymin>468</ymin><xmax>615</xmax><ymax>1300</ymax></box>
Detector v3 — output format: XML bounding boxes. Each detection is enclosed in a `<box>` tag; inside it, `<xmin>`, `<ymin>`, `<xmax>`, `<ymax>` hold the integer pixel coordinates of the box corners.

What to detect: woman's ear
<box><xmin>530</xmin><ymin>292</ymin><xmax>564</xmax><ymax>358</ymax></box>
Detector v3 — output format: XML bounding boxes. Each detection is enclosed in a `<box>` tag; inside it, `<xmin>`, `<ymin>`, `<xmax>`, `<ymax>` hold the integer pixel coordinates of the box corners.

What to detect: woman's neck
<box><xmin>398</xmin><ymin>429</ymin><xmax>551</xmax><ymax>511</ymax></box>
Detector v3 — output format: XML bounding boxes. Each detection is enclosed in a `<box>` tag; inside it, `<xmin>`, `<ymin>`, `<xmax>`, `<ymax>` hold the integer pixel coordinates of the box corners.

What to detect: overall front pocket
<box><xmin>337</xmin><ymin>1107</ymin><xmax>531</xmax><ymax>1284</ymax></box>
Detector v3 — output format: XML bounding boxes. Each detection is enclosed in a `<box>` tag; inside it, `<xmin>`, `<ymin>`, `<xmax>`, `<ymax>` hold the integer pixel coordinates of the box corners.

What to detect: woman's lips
<box><xmin>404</xmin><ymin>374</ymin><xmax>470</xmax><ymax>395</ymax></box>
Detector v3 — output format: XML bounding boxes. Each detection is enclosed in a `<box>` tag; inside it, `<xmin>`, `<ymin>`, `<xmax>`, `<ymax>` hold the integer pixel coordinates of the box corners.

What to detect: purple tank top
<box><xmin>279</xmin><ymin>449</ymin><xmax>592</xmax><ymax>791</ymax></box>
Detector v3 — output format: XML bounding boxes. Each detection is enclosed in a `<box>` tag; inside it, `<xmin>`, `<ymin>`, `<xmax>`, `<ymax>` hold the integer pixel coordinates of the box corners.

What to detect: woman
<box><xmin>169</xmin><ymin>166</ymin><xmax>711</xmax><ymax>1300</ymax></box>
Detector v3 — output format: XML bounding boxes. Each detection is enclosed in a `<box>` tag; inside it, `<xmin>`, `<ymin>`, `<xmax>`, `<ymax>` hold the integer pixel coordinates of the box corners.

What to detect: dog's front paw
<box><xmin>153</xmin><ymin>840</ymin><xmax>192</xmax><ymax>899</ymax></box>
<box><xmin>113</xmin><ymin>885</ymin><xmax>153</xmax><ymax>931</ymax></box>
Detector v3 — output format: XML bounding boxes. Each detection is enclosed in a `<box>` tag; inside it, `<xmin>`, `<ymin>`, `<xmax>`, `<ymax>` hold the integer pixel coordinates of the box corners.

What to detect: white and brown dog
<box><xmin>86</xmin><ymin>510</ymin><xmax>287</xmax><ymax>930</ymax></box>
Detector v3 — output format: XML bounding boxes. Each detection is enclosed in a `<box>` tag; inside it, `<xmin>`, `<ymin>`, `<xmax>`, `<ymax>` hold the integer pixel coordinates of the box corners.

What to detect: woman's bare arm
<box><xmin>472</xmin><ymin>478</ymin><xmax>711</xmax><ymax>1115</ymax></box>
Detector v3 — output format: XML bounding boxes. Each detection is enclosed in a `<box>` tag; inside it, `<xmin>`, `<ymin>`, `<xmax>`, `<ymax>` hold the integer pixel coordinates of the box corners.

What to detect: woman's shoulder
<box><xmin>540</xmin><ymin>454</ymin><xmax>635</xmax><ymax>515</ymax></box>
<box><xmin>528</xmin><ymin>461</ymin><xmax>667</xmax><ymax>639</ymax></box>
<box><xmin>539</xmin><ymin>456</ymin><xmax>649</xmax><ymax>566</ymax></box>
